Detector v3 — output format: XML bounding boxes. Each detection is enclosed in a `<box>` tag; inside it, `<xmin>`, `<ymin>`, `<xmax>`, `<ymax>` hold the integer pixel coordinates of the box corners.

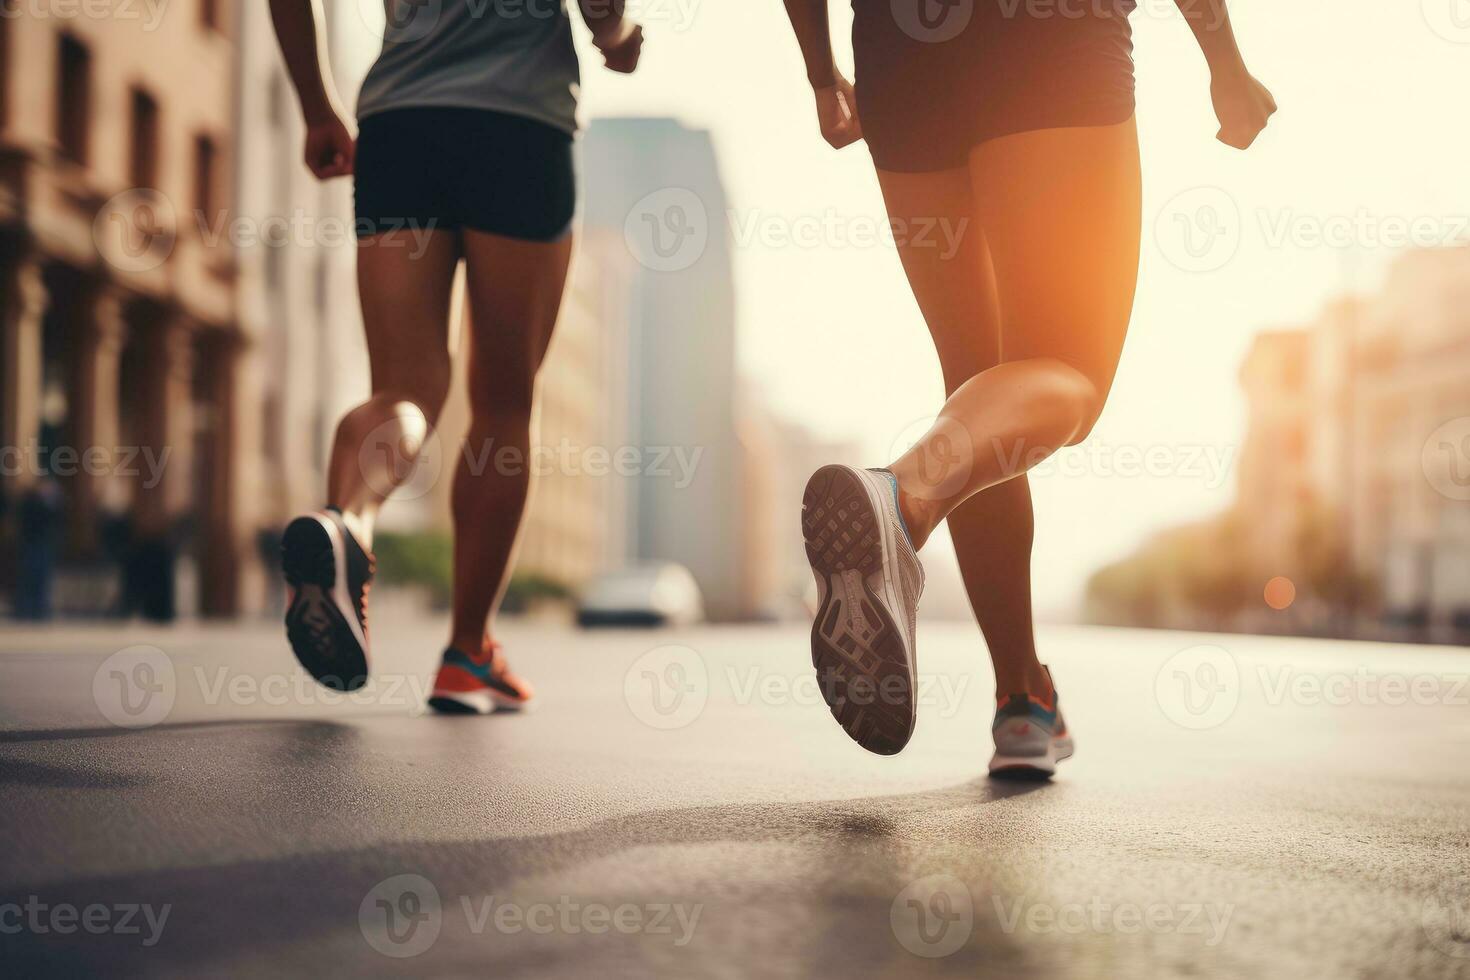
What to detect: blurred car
<box><xmin>576</xmin><ymin>563</ymin><xmax>705</xmax><ymax>628</ymax></box>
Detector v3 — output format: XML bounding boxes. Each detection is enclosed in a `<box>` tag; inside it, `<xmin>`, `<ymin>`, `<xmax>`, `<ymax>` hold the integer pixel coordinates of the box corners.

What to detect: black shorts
<box><xmin>354</xmin><ymin>107</ymin><xmax>576</xmax><ymax>242</ymax></box>
<box><xmin>853</xmin><ymin>0</ymin><xmax>1138</xmax><ymax>172</ymax></box>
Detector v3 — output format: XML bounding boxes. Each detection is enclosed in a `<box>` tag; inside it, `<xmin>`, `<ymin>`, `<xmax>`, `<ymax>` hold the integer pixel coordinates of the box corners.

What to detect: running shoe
<box><xmin>802</xmin><ymin>464</ymin><xmax>925</xmax><ymax>755</ymax></box>
<box><xmin>281</xmin><ymin>508</ymin><xmax>373</xmax><ymax>692</ymax></box>
<box><xmin>427</xmin><ymin>641</ymin><xmax>535</xmax><ymax>714</ymax></box>
<box><xmin>988</xmin><ymin>669</ymin><xmax>1074</xmax><ymax>778</ymax></box>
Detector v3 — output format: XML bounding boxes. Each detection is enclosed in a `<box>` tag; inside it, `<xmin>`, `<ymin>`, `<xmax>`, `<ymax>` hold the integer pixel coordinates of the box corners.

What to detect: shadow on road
<box><xmin>0</xmin><ymin>721</ymin><xmax>1050</xmax><ymax>974</ymax></box>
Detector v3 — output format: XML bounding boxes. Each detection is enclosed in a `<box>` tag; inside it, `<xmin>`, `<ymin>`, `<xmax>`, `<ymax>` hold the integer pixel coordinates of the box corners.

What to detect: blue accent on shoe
<box><xmin>993</xmin><ymin>694</ymin><xmax>1058</xmax><ymax>729</ymax></box>
<box><xmin>441</xmin><ymin>647</ymin><xmax>490</xmax><ymax>680</ymax></box>
<box><xmin>875</xmin><ymin>468</ymin><xmax>916</xmax><ymax>551</ymax></box>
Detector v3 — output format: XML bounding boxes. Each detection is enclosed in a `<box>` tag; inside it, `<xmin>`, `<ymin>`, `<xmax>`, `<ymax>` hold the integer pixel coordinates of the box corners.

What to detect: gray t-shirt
<box><xmin>356</xmin><ymin>0</ymin><xmax>581</xmax><ymax>133</ymax></box>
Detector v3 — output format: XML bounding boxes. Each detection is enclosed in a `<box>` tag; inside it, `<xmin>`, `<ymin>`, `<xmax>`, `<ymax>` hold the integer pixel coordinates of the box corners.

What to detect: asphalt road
<box><xmin>1</xmin><ymin>612</ymin><xmax>1469</xmax><ymax>978</ymax></box>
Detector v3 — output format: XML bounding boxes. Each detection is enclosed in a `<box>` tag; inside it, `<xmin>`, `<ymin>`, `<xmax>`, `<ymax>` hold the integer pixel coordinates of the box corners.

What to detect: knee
<box><xmin>370</xmin><ymin>350</ymin><xmax>451</xmax><ymax>426</ymax></box>
<box><xmin>1054</xmin><ymin>368</ymin><xmax>1105</xmax><ymax>447</ymax></box>
<box><xmin>466</xmin><ymin>371</ymin><xmax>537</xmax><ymax>424</ymax></box>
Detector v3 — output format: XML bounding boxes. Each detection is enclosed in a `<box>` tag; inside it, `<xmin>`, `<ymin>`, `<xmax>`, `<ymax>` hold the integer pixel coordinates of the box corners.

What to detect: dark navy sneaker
<box><xmin>281</xmin><ymin>508</ymin><xmax>373</xmax><ymax>692</ymax></box>
<box><xmin>427</xmin><ymin>641</ymin><xmax>535</xmax><ymax>714</ymax></box>
<box><xmin>988</xmin><ymin>667</ymin><xmax>1074</xmax><ymax>778</ymax></box>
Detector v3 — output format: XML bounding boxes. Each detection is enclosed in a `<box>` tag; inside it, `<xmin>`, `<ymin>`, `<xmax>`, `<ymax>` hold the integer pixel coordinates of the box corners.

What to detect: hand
<box><xmin>814</xmin><ymin>74</ymin><xmax>862</xmax><ymax>150</ymax></box>
<box><xmin>595</xmin><ymin>20</ymin><xmax>643</xmax><ymax>74</ymax></box>
<box><xmin>1210</xmin><ymin>68</ymin><xmax>1276</xmax><ymax>150</ymax></box>
<box><xmin>304</xmin><ymin>114</ymin><xmax>355</xmax><ymax>179</ymax></box>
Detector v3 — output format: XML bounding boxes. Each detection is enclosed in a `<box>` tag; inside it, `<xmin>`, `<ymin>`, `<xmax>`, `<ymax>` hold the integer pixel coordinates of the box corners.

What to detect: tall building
<box><xmin>1</xmin><ymin>2</ymin><xmax>248</xmax><ymax>615</ymax></box>
<box><xmin>581</xmin><ymin>117</ymin><xmax>750</xmax><ymax>620</ymax></box>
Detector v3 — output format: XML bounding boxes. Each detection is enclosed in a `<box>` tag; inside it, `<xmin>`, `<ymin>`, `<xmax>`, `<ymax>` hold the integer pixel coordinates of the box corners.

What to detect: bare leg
<box><xmin>875</xmin><ymin>167</ymin><xmax>1048</xmax><ymax>701</ymax></box>
<box><xmin>445</xmin><ymin>229</ymin><xmax>573</xmax><ymax>654</ymax></box>
<box><xmin>327</xmin><ymin>230</ymin><xmax>461</xmax><ymax>547</ymax></box>
<box><xmin>888</xmin><ymin>119</ymin><xmax>1142</xmax><ymax>579</ymax></box>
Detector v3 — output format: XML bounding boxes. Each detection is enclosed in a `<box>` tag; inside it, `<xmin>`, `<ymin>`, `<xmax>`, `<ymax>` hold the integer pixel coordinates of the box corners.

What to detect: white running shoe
<box><xmin>802</xmin><ymin>464</ymin><xmax>925</xmax><ymax>755</ymax></box>
<box><xmin>988</xmin><ymin>668</ymin><xmax>1074</xmax><ymax>778</ymax></box>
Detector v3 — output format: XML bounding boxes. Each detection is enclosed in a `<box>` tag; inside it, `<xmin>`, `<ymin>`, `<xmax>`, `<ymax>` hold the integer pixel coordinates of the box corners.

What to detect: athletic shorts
<box><xmin>353</xmin><ymin>107</ymin><xmax>576</xmax><ymax>242</ymax></box>
<box><xmin>853</xmin><ymin>0</ymin><xmax>1138</xmax><ymax>173</ymax></box>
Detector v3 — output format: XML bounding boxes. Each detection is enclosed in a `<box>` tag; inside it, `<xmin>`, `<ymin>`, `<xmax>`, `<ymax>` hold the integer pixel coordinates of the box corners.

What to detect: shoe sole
<box><xmin>282</xmin><ymin>515</ymin><xmax>369</xmax><ymax>693</ymax></box>
<box><xmin>427</xmin><ymin>690</ymin><xmax>533</xmax><ymax>715</ymax></box>
<box><xmin>802</xmin><ymin>465</ymin><xmax>916</xmax><ymax>756</ymax></box>
<box><xmin>989</xmin><ymin>735</ymin><xmax>1075</xmax><ymax>779</ymax></box>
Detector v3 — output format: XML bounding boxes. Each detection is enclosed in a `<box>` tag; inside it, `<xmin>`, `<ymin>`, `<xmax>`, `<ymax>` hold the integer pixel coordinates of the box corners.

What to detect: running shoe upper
<box><xmin>434</xmin><ymin>641</ymin><xmax>534</xmax><ymax>704</ymax></box>
<box><xmin>325</xmin><ymin>508</ymin><xmax>374</xmax><ymax>640</ymax></box>
<box><xmin>864</xmin><ymin>468</ymin><xmax>925</xmax><ymax>651</ymax></box>
<box><xmin>991</xmin><ymin>689</ymin><xmax>1068</xmax><ymax>760</ymax></box>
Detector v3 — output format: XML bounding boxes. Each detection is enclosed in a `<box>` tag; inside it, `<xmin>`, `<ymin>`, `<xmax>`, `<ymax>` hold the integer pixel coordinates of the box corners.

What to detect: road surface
<box><xmin>1</xmin><ymin>613</ymin><xmax>1469</xmax><ymax>978</ymax></box>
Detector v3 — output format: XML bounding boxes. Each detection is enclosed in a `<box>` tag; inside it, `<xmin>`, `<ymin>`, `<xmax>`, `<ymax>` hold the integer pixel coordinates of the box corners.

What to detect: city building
<box><xmin>1087</xmin><ymin>246</ymin><xmax>1470</xmax><ymax>642</ymax></box>
<box><xmin>1</xmin><ymin>1</ymin><xmax>247</xmax><ymax>615</ymax></box>
<box><xmin>580</xmin><ymin>116</ymin><xmax>752</xmax><ymax>620</ymax></box>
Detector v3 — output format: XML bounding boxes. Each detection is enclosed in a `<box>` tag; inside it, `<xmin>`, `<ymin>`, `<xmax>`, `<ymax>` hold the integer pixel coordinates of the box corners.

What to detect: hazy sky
<box><xmin>349</xmin><ymin>0</ymin><xmax>1470</xmax><ymax>614</ymax></box>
